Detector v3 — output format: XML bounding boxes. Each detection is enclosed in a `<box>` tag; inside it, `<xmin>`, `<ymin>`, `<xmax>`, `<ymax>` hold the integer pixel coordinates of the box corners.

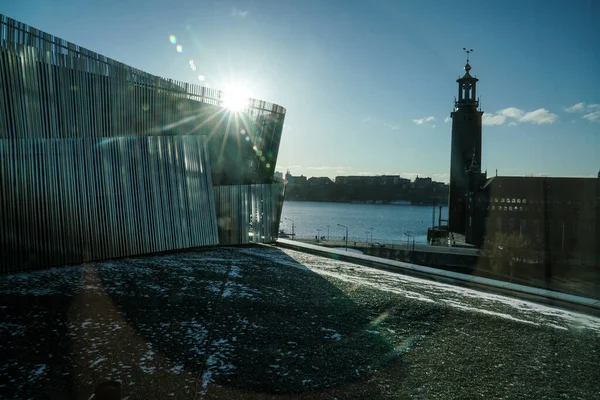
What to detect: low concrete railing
<box><xmin>276</xmin><ymin>239</ymin><xmax>600</xmax><ymax>316</ymax></box>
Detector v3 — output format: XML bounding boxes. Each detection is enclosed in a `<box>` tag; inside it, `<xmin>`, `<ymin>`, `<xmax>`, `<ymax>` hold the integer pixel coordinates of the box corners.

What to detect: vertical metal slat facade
<box><xmin>0</xmin><ymin>14</ymin><xmax>287</xmax><ymax>273</ymax></box>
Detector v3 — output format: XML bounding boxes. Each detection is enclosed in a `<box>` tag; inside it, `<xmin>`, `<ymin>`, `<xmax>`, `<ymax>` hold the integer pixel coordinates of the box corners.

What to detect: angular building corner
<box><xmin>0</xmin><ymin>14</ymin><xmax>286</xmax><ymax>272</ymax></box>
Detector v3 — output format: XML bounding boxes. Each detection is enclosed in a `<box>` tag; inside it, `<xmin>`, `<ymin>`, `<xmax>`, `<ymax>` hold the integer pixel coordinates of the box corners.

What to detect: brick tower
<box><xmin>448</xmin><ymin>52</ymin><xmax>484</xmax><ymax>234</ymax></box>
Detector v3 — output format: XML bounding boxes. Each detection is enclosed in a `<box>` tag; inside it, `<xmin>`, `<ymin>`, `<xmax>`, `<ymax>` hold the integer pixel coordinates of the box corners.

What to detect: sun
<box><xmin>222</xmin><ymin>85</ymin><xmax>250</xmax><ymax>112</ymax></box>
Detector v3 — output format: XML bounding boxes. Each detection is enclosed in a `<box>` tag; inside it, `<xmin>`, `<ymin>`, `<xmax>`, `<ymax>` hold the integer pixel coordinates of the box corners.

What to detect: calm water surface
<box><xmin>280</xmin><ymin>201</ymin><xmax>448</xmax><ymax>244</ymax></box>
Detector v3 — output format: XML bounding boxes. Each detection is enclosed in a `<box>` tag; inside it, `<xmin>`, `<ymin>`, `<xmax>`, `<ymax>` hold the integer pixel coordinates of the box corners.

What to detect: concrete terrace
<box><xmin>1</xmin><ymin>246</ymin><xmax>599</xmax><ymax>399</ymax></box>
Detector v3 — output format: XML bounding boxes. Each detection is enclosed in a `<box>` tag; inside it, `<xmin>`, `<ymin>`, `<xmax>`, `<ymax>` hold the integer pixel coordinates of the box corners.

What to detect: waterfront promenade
<box><xmin>293</xmin><ymin>237</ymin><xmax>478</xmax><ymax>256</ymax></box>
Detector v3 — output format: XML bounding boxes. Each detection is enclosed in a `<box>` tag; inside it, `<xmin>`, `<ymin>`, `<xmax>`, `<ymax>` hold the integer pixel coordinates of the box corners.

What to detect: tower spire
<box><xmin>463</xmin><ymin>48</ymin><xmax>473</xmax><ymax>63</ymax></box>
<box><xmin>456</xmin><ymin>50</ymin><xmax>478</xmax><ymax>106</ymax></box>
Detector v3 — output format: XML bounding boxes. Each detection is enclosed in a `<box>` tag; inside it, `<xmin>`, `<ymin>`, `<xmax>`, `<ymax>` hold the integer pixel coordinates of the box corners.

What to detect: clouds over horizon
<box><xmin>362</xmin><ymin>116</ymin><xmax>401</xmax><ymax>131</ymax></box>
<box><xmin>412</xmin><ymin>116</ymin><xmax>436</xmax><ymax>128</ymax></box>
<box><xmin>482</xmin><ymin>107</ymin><xmax>558</xmax><ymax>126</ymax></box>
<box><xmin>276</xmin><ymin>165</ymin><xmax>352</xmax><ymax>175</ymax></box>
<box><xmin>565</xmin><ymin>102</ymin><xmax>600</xmax><ymax>122</ymax></box>
<box><xmin>232</xmin><ymin>7</ymin><xmax>249</xmax><ymax>18</ymax></box>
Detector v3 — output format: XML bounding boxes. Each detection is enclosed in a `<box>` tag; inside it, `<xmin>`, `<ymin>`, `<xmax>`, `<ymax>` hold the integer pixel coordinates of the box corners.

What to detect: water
<box><xmin>280</xmin><ymin>201</ymin><xmax>448</xmax><ymax>244</ymax></box>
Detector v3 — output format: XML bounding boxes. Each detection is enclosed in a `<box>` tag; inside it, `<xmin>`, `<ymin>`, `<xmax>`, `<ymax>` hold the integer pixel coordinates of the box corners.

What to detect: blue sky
<box><xmin>3</xmin><ymin>0</ymin><xmax>599</xmax><ymax>182</ymax></box>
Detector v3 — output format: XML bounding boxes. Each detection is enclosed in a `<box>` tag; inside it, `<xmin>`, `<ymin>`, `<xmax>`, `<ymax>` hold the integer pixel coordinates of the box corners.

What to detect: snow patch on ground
<box><xmin>282</xmin><ymin>248</ymin><xmax>600</xmax><ymax>334</ymax></box>
<box><xmin>28</xmin><ymin>364</ymin><xmax>47</xmax><ymax>382</ymax></box>
<box><xmin>442</xmin><ymin>300</ymin><xmax>541</xmax><ymax>326</ymax></box>
<box><xmin>321</xmin><ymin>327</ymin><xmax>342</xmax><ymax>341</ymax></box>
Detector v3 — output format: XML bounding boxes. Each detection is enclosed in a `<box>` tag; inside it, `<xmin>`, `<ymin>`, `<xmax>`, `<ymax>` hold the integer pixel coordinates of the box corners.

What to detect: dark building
<box><xmin>307</xmin><ymin>177</ymin><xmax>334</xmax><ymax>186</ymax></box>
<box><xmin>467</xmin><ymin>176</ymin><xmax>600</xmax><ymax>265</ymax></box>
<box><xmin>444</xmin><ymin>56</ymin><xmax>600</xmax><ymax>266</ymax></box>
<box><xmin>448</xmin><ymin>59</ymin><xmax>484</xmax><ymax>234</ymax></box>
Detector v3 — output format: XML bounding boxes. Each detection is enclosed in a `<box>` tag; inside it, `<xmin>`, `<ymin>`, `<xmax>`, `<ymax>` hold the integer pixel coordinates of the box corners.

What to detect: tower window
<box><xmin>520</xmin><ymin>219</ymin><xmax>527</xmax><ymax>232</ymax></box>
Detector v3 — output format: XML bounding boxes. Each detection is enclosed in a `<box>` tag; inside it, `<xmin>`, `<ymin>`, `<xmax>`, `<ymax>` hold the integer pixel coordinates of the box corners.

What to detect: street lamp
<box><xmin>370</xmin><ymin>227</ymin><xmax>374</xmax><ymax>243</ymax></box>
<box><xmin>404</xmin><ymin>231</ymin><xmax>415</xmax><ymax>251</ymax></box>
<box><xmin>285</xmin><ymin>217</ymin><xmax>295</xmax><ymax>240</ymax></box>
<box><xmin>337</xmin><ymin>223</ymin><xmax>348</xmax><ymax>251</ymax></box>
<box><xmin>365</xmin><ymin>231</ymin><xmax>369</xmax><ymax>244</ymax></box>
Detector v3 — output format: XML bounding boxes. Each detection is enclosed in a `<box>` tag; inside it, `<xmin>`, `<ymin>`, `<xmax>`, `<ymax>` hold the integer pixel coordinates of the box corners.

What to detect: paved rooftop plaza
<box><xmin>1</xmin><ymin>246</ymin><xmax>599</xmax><ymax>399</ymax></box>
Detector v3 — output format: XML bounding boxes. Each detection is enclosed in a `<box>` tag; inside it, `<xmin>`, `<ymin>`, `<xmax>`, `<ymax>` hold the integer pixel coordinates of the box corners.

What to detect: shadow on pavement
<box><xmin>0</xmin><ymin>245</ymin><xmax>451</xmax><ymax>399</ymax></box>
<box><xmin>95</xmin><ymin>246</ymin><xmax>418</xmax><ymax>398</ymax></box>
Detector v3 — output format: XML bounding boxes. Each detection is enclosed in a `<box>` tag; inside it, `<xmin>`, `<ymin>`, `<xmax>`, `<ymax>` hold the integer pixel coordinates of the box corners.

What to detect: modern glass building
<box><xmin>0</xmin><ymin>14</ymin><xmax>287</xmax><ymax>272</ymax></box>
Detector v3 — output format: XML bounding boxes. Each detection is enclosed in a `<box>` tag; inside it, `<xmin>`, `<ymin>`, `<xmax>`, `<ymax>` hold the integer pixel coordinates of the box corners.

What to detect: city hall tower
<box><xmin>448</xmin><ymin>51</ymin><xmax>483</xmax><ymax>234</ymax></box>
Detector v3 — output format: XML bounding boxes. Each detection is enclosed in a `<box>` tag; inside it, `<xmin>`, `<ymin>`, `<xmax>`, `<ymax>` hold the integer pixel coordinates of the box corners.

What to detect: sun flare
<box><xmin>222</xmin><ymin>85</ymin><xmax>250</xmax><ymax>112</ymax></box>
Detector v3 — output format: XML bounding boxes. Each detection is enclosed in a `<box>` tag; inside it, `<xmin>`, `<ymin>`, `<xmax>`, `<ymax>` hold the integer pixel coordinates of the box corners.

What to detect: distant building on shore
<box><xmin>283</xmin><ymin>173</ymin><xmax>447</xmax><ymax>203</ymax></box>
<box><xmin>335</xmin><ymin>175</ymin><xmax>411</xmax><ymax>187</ymax></box>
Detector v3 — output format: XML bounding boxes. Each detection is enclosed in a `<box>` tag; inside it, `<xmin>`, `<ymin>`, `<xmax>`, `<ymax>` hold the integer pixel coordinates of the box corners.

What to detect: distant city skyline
<box><xmin>280</xmin><ymin>170</ymin><xmax>450</xmax><ymax>183</ymax></box>
<box><xmin>3</xmin><ymin>0</ymin><xmax>599</xmax><ymax>183</ymax></box>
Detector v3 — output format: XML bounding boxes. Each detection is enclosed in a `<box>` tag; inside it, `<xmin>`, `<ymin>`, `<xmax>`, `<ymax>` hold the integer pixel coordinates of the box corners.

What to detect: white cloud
<box><xmin>582</xmin><ymin>104</ymin><xmax>600</xmax><ymax>122</ymax></box>
<box><xmin>431</xmin><ymin>173</ymin><xmax>450</xmax><ymax>183</ymax></box>
<box><xmin>499</xmin><ymin>107</ymin><xmax>525</xmax><ymax>119</ymax></box>
<box><xmin>232</xmin><ymin>7</ymin><xmax>249</xmax><ymax>18</ymax></box>
<box><xmin>565</xmin><ymin>102</ymin><xmax>585</xmax><ymax>113</ymax></box>
<box><xmin>444</xmin><ymin>116</ymin><xmax>451</xmax><ymax>123</ymax></box>
<box><xmin>412</xmin><ymin>116</ymin><xmax>435</xmax><ymax>126</ymax></box>
<box><xmin>399</xmin><ymin>173</ymin><xmax>419</xmax><ymax>180</ymax></box>
<box><xmin>583</xmin><ymin>110</ymin><xmax>600</xmax><ymax>122</ymax></box>
<box><xmin>306</xmin><ymin>166</ymin><xmax>350</xmax><ymax>171</ymax></box>
<box><xmin>563</xmin><ymin>102</ymin><xmax>600</xmax><ymax>122</ymax></box>
<box><xmin>356</xmin><ymin>171</ymin><xmax>381</xmax><ymax>176</ymax></box>
<box><xmin>483</xmin><ymin>106</ymin><xmax>557</xmax><ymax>126</ymax></box>
<box><xmin>520</xmin><ymin>108</ymin><xmax>558</xmax><ymax>124</ymax></box>
<box><xmin>482</xmin><ymin>114</ymin><xmax>506</xmax><ymax>126</ymax></box>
